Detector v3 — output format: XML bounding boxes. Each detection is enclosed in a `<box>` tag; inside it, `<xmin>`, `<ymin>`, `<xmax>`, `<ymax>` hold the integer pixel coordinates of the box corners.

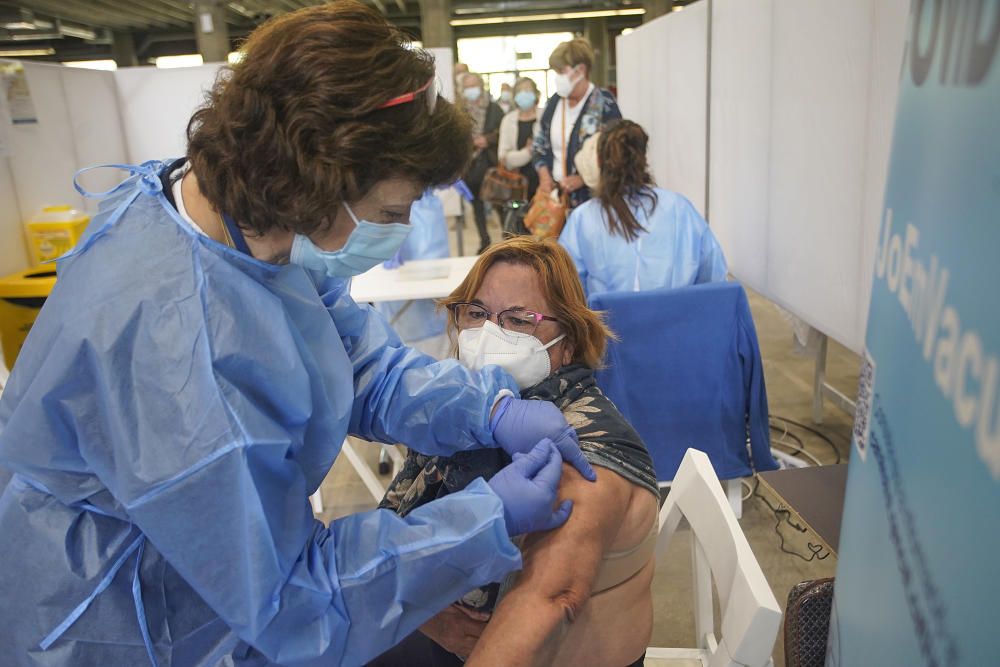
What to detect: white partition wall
<box><xmin>0</xmin><ymin>162</ymin><xmax>25</xmax><ymax>276</ymax></box>
<box><xmin>0</xmin><ymin>60</ymin><xmax>127</xmax><ymax>276</ymax></box>
<box><xmin>706</xmin><ymin>0</ymin><xmax>772</xmax><ymax>292</ymax></box>
<box><xmin>616</xmin><ymin>4</ymin><xmax>708</xmax><ymax>215</ymax></box>
<box><xmin>620</xmin><ymin>0</ymin><xmax>909</xmax><ymax>353</ymax></box>
<box><xmin>707</xmin><ymin>0</ymin><xmax>909</xmax><ymax>353</ymax></box>
<box><xmin>0</xmin><ymin>48</ymin><xmax>465</xmax><ymax>277</ymax></box>
<box><xmin>114</xmin><ymin>64</ymin><xmax>224</xmax><ymax>163</ymax></box>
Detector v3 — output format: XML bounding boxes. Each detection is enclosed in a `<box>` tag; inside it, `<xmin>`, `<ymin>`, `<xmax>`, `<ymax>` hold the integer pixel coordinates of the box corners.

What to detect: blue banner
<box><xmin>828</xmin><ymin>3</ymin><xmax>1000</xmax><ymax>666</ymax></box>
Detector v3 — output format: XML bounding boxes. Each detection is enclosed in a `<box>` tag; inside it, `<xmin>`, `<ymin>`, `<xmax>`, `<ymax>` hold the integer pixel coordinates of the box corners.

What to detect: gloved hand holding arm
<box><xmin>488</xmin><ymin>439</ymin><xmax>573</xmax><ymax>536</ymax></box>
<box><xmin>491</xmin><ymin>397</ymin><xmax>597</xmax><ymax>482</ymax></box>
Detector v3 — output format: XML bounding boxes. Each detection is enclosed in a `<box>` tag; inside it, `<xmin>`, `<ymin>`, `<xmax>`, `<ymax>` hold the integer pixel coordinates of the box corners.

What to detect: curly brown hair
<box><xmin>597</xmin><ymin>119</ymin><xmax>658</xmax><ymax>242</ymax></box>
<box><xmin>186</xmin><ymin>0</ymin><xmax>471</xmax><ymax>237</ymax></box>
<box><xmin>440</xmin><ymin>236</ymin><xmax>615</xmax><ymax>369</ymax></box>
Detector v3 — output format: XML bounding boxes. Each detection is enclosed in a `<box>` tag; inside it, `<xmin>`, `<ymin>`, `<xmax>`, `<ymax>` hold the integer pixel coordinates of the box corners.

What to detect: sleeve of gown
<box><xmin>71</xmin><ymin>322</ymin><xmax>521</xmax><ymax>667</ymax></box>
<box><xmin>127</xmin><ymin>456</ymin><xmax>519</xmax><ymax>667</ymax></box>
<box><xmin>697</xmin><ymin>226</ymin><xmax>729</xmax><ymax>284</ymax></box>
<box><xmin>322</xmin><ymin>283</ymin><xmax>519</xmax><ymax>454</ymax></box>
<box><xmin>558</xmin><ymin>208</ymin><xmax>590</xmax><ymax>297</ymax></box>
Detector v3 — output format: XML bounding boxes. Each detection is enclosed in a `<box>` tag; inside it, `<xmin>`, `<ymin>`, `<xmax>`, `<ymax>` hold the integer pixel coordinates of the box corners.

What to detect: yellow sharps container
<box><xmin>0</xmin><ymin>267</ymin><xmax>57</xmax><ymax>371</ymax></box>
<box><xmin>24</xmin><ymin>205</ymin><xmax>90</xmax><ymax>266</ymax></box>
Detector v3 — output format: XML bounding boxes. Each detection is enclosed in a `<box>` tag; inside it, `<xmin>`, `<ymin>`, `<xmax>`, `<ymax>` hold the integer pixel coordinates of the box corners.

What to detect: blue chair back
<box><xmin>591</xmin><ymin>282</ymin><xmax>776</xmax><ymax>481</ymax></box>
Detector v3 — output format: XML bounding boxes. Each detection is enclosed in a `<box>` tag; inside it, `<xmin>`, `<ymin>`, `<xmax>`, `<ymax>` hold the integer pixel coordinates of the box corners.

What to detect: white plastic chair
<box><xmin>646</xmin><ymin>449</ymin><xmax>781</xmax><ymax>667</ymax></box>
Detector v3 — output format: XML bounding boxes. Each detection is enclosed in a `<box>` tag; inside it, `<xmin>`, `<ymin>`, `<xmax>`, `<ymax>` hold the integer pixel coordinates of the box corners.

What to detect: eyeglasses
<box><xmin>448</xmin><ymin>302</ymin><xmax>559</xmax><ymax>336</ymax></box>
<box><xmin>377</xmin><ymin>76</ymin><xmax>440</xmax><ymax>114</ymax></box>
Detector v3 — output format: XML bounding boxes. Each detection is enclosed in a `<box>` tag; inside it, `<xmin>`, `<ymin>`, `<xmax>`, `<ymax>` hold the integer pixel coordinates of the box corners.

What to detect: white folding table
<box><xmin>312</xmin><ymin>256</ymin><xmax>479</xmax><ymax>513</ymax></box>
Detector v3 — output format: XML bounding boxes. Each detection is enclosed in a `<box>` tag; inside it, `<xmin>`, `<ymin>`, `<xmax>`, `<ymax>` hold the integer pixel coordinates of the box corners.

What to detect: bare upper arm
<box><xmin>508</xmin><ymin>463</ymin><xmax>636</xmax><ymax>616</ymax></box>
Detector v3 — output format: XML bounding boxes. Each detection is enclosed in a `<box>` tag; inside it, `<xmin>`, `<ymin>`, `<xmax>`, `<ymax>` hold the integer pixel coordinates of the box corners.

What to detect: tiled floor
<box><xmin>315</xmin><ymin>215</ymin><xmax>860</xmax><ymax>666</ymax></box>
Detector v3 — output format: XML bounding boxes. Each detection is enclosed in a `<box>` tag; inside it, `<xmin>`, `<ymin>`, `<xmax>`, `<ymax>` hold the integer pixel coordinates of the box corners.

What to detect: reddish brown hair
<box><xmin>597</xmin><ymin>119</ymin><xmax>658</xmax><ymax>242</ymax></box>
<box><xmin>187</xmin><ymin>0</ymin><xmax>471</xmax><ymax>236</ymax></box>
<box><xmin>440</xmin><ymin>236</ymin><xmax>615</xmax><ymax>369</ymax></box>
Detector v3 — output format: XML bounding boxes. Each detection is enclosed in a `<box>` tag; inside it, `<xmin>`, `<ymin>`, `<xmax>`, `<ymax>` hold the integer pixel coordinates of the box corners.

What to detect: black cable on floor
<box><xmin>751</xmin><ymin>477</ymin><xmax>831</xmax><ymax>563</ymax></box>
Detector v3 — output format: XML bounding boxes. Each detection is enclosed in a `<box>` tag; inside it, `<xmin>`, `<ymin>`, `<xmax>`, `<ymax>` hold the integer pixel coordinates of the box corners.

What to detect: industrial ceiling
<box><xmin>0</xmin><ymin>1</ymin><xmax>673</xmax><ymax>64</ymax></box>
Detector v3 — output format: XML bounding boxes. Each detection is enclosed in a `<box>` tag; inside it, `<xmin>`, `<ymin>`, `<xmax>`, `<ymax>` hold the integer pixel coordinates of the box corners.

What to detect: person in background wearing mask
<box><xmin>559</xmin><ymin>120</ymin><xmax>728</xmax><ymax>298</ymax></box>
<box><xmin>533</xmin><ymin>38</ymin><xmax>621</xmax><ymax>209</ymax></box>
<box><xmin>460</xmin><ymin>72</ymin><xmax>505</xmax><ymax>254</ymax></box>
<box><xmin>376</xmin><ymin>189</ymin><xmax>453</xmax><ymax>359</ymax></box>
<box><xmin>497</xmin><ymin>82</ymin><xmax>514</xmax><ymax>114</ymax></box>
<box><xmin>454</xmin><ymin>61</ymin><xmax>469</xmax><ymax>90</ymax></box>
<box><xmin>0</xmin><ymin>4</ymin><xmax>595</xmax><ymax>666</ymax></box>
<box><xmin>498</xmin><ymin>77</ymin><xmax>542</xmax><ymax>203</ymax></box>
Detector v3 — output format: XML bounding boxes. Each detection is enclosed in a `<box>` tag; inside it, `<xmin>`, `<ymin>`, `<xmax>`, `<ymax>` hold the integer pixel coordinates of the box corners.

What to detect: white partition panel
<box><xmin>707</xmin><ymin>0</ymin><xmax>772</xmax><ymax>292</ymax></box>
<box><xmin>657</xmin><ymin>2</ymin><xmax>708</xmax><ymax>214</ymax></box>
<box><xmin>0</xmin><ymin>61</ymin><xmax>127</xmax><ymax>268</ymax></box>
<box><xmin>427</xmin><ymin>47</ymin><xmax>455</xmax><ymax>102</ymax></box>
<box><xmin>708</xmin><ymin>0</ymin><xmax>908</xmax><ymax>353</ymax></box>
<box><xmin>114</xmin><ymin>64</ymin><xmax>223</xmax><ymax>163</ymax></box>
<box><xmin>616</xmin><ymin>6</ymin><xmax>708</xmax><ymax>214</ymax></box>
<box><xmin>7</xmin><ymin>63</ymin><xmax>86</xmax><ymax>217</ymax></box>
<box><xmin>60</xmin><ymin>65</ymin><xmax>129</xmax><ymax>204</ymax></box>
<box><xmin>766</xmin><ymin>0</ymin><xmax>875</xmax><ymax>350</ymax></box>
<box><xmin>857</xmin><ymin>0</ymin><xmax>910</xmax><ymax>343</ymax></box>
<box><xmin>0</xmin><ymin>161</ymin><xmax>26</xmax><ymax>275</ymax></box>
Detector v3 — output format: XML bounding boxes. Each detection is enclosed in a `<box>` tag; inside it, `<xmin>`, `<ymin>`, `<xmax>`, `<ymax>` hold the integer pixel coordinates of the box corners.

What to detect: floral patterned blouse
<box><xmin>531</xmin><ymin>87</ymin><xmax>623</xmax><ymax>208</ymax></box>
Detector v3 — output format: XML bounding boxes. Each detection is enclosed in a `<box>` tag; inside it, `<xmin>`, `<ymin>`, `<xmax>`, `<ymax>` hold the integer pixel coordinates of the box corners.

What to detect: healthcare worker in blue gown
<box><xmin>374</xmin><ymin>189</ymin><xmax>452</xmax><ymax>359</ymax></box>
<box><xmin>0</xmin><ymin>4</ymin><xmax>595</xmax><ymax>666</ymax></box>
<box><xmin>559</xmin><ymin>120</ymin><xmax>728</xmax><ymax>299</ymax></box>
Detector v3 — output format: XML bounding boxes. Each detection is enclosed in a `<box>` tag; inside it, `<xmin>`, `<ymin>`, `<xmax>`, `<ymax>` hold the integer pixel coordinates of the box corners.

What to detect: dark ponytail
<box><xmin>596</xmin><ymin>119</ymin><xmax>657</xmax><ymax>242</ymax></box>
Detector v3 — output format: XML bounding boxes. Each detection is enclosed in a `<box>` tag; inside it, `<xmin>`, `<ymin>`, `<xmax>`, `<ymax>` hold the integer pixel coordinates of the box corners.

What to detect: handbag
<box><xmin>784</xmin><ymin>578</ymin><xmax>835</xmax><ymax>667</ymax></box>
<box><xmin>523</xmin><ymin>189</ymin><xmax>568</xmax><ymax>239</ymax></box>
<box><xmin>480</xmin><ymin>165</ymin><xmax>528</xmax><ymax>205</ymax></box>
<box><xmin>524</xmin><ymin>99</ymin><xmax>572</xmax><ymax>239</ymax></box>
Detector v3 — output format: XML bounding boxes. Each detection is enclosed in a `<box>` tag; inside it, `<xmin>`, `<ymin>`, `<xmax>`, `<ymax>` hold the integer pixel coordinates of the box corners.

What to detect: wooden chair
<box><xmin>646</xmin><ymin>449</ymin><xmax>781</xmax><ymax>667</ymax></box>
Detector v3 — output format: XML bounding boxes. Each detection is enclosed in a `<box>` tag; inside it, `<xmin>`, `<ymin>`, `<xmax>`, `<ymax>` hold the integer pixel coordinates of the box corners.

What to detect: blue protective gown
<box><xmin>0</xmin><ymin>162</ymin><xmax>522</xmax><ymax>667</ymax></box>
<box><xmin>559</xmin><ymin>186</ymin><xmax>728</xmax><ymax>298</ymax></box>
<box><xmin>374</xmin><ymin>190</ymin><xmax>450</xmax><ymax>345</ymax></box>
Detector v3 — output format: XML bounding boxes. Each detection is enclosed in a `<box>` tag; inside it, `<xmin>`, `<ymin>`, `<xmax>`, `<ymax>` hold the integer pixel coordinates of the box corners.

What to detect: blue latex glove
<box><xmin>383</xmin><ymin>250</ymin><xmax>404</xmax><ymax>270</ymax></box>
<box><xmin>452</xmin><ymin>179</ymin><xmax>475</xmax><ymax>202</ymax></box>
<box><xmin>488</xmin><ymin>439</ymin><xmax>573</xmax><ymax>536</ymax></box>
<box><xmin>491</xmin><ymin>397</ymin><xmax>597</xmax><ymax>482</ymax></box>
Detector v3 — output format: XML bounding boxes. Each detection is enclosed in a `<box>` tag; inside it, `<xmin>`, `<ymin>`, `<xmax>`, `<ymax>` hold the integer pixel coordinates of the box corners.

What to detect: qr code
<box><xmin>852</xmin><ymin>348</ymin><xmax>876</xmax><ymax>461</ymax></box>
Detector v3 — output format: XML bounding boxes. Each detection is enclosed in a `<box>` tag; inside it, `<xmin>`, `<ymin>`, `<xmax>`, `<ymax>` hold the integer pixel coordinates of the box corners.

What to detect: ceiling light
<box><xmin>450</xmin><ymin>8</ymin><xmax>645</xmax><ymax>27</ymax></box>
<box><xmin>1</xmin><ymin>9</ymin><xmax>52</xmax><ymax>31</ymax></box>
<box><xmin>155</xmin><ymin>54</ymin><xmax>204</xmax><ymax>69</ymax></box>
<box><xmin>621</xmin><ymin>28</ymin><xmax>634</xmax><ymax>36</ymax></box>
<box><xmin>62</xmin><ymin>59</ymin><xmax>117</xmax><ymax>71</ymax></box>
<box><xmin>8</xmin><ymin>32</ymin><xmax>60</xmax><ymax>41</ymax></box>
<box><xmin>58</xmin><ymin>22</ymin><xmax>97</xmax><ymax>41</ymax></box>
<box><xmin>0</xmin><ymin>47</ymin><xmax>56</xmax><ymax>57</ymax></box>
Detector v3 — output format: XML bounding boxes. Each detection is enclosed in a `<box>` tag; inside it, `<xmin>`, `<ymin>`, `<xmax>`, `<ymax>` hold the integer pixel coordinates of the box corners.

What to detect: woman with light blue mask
<box><xmin>0</xmin><ymin>4</ymin><xmax>595</xmax><ymax>667</ymax></box>
<box><xmin>499</xmin><ymin>76</ymin><xmax>543</xmax><ymax>203</ymax></box>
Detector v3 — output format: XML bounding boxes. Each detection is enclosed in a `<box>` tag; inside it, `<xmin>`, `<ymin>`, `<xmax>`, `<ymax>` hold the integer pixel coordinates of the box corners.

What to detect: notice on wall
<box><xmin>827</xmin><ymin>3</ymin><xmax>1000</xmax><ymax>666</ymax></box>
<box><xmin>1</xmin><ymin>62</ymin><xmax>38</xmax><ymax>125</ymax></box>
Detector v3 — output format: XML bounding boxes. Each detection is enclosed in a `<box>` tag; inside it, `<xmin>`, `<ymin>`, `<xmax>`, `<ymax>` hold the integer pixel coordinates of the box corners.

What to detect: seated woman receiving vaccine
<box><xmin>369</xmin><ymin>237</ymin><xmax>659</xmax><ymax>667</ymax></box>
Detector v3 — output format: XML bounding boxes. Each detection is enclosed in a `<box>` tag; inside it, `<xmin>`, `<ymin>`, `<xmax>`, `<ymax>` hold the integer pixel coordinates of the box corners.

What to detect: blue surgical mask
<box><xmin>514</xmin><ymin>90</ymin><xmax>537</xmax><ymax>111</ymax></box>
<box><xmin>462</xmin><ymin>86</ymin><xmax>482</xmax><ymax>102</ymax></box>
<box><xmin>290</xmin><ymin>202</ymin><xmax>411</xmax><ymax>278</ymax></box>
